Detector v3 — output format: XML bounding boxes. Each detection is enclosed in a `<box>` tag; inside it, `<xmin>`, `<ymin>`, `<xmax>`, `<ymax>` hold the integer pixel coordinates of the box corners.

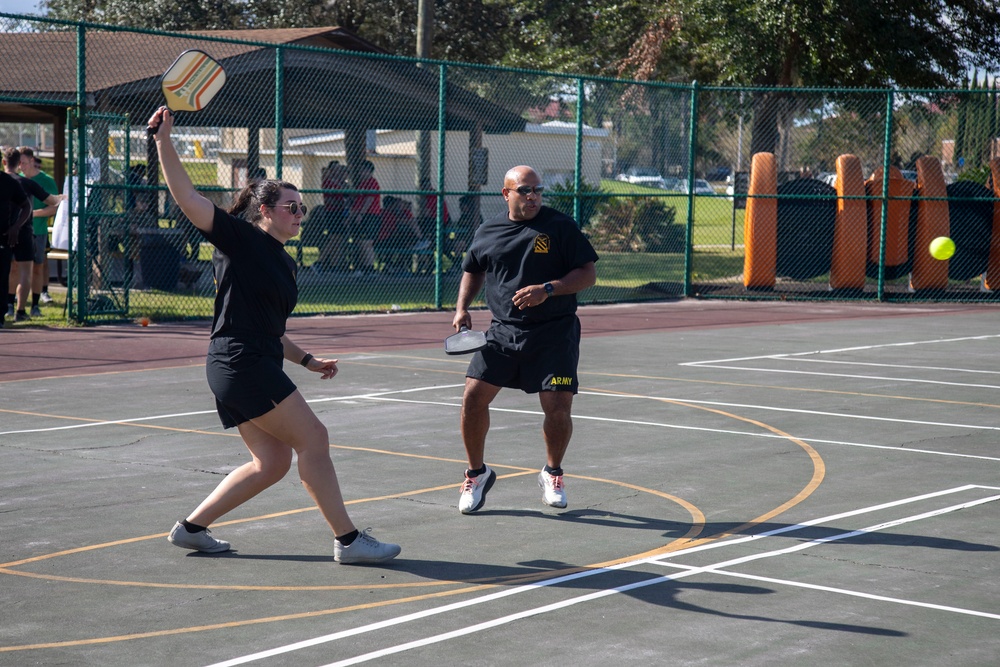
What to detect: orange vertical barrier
<box><xmin>910</xmin><ymin>156</ymin><xmax>950</xmax><ymax>290</ymax></box>
<box><xmin>743</xmin><ymin>152</ymin><xmax>777</xmax><ymax>289</ymax></box>
<box><xmin>865</xmin><ymin>166</ymin><xmax>913</xmax><ymax>272</ymax></box>
<box><xmin>985</xmin><ymin>158</ymin><xmax>1000</xmax><ymax>291</ymax></box>
<box><xmin>829</xmin><ymin>154</ymin><xmax>866</xmax><ymax>289</ymax></box>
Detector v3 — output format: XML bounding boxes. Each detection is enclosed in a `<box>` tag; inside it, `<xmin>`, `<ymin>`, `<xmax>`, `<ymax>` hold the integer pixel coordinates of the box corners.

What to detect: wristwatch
<box><xmin>543</xmin><ymin>282</ymin><xmax>554</xmax><ymax>296</ymax></box>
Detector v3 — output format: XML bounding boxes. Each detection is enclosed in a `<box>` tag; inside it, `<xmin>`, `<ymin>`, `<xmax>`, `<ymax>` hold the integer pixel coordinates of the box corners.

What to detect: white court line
<box><xmin>369</xmin><ymin>395</ymin><xmax>1000</xmax><ymax>463</ymax></box>
<box><xmin>682</xmin><ymin>334</ymin><xmax>1000</xmax><ymax>366</ymax></box>
<box><xmin>308</xmin><ymin>491</ymin><xmax>1000</xmax><ymax>666</ymax></box>
<box><xmin>662</xmin><ymin>564</ymin><xmax>1000</xmax><ymax>620</ymax></box>
<box><xmin>9</xmin><ymin>386</ymin><xmax>999</xmax><ymax>464</ymax></box>
<box><xmin>784</xmin><ymin>358</ymin><xmax>1000</xmax><ymax>375</ymax></box>
<box><xmin>0</xmin><ymin>385</ymin><xmax>466</xmax><ymax>437</ymax></box>
<box><xmin>579</xmin><ymin>391</ymin><xmax>1000</xmax><ymax>431</ymax></box>
<box><xmin>0</xmin><ymin>410</ymin><xmax>219</xmax><ymax>436</ymax></box>
<box><xmin>680</xmin><ymin>335</ymin><xmax>1000</xmax><ymax>388</ymax></box>
<box><xmin>203</xmin><ymin>485</ymin><xmax>997</xmax><ymax>667</ymax></box>
<box><xmin>674</xmin><ymin>364</ymin><xmax>1000</xmax><ymax>390</ymax></box>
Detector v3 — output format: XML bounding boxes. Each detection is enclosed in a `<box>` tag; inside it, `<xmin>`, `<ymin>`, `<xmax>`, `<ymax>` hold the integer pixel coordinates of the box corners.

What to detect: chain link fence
<box><xmin>2</xmin><ymin>13</ymin><xmax>998</xmax><ymax>323</ymax></box>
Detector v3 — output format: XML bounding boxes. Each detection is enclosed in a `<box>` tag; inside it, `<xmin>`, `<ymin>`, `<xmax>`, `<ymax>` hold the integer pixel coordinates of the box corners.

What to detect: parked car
<box><xmin>617</xmin><ymin>167</ymin><xmax>667</xmax><ymax>188</ymax></box>
<box><xmin>661</xmin><ymin>177</ymin><xmax>681</xmax><ymax>191</ymax></box>
<box><xmin>678</xmin><ymin>178</ymin><xmax>715</xmax><ymax>195</ymax></box>
<box><xmin>703</xmin><ymin>166</ymin><xmax>732</xmax><ymax>182</ymax></box>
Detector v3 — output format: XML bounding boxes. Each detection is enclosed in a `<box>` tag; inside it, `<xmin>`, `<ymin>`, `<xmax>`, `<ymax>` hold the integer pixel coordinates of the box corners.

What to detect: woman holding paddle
<box><xmin>147</xmin><ymin>105</ymin><xmax>400</xmax><ymax>564</ymax></box>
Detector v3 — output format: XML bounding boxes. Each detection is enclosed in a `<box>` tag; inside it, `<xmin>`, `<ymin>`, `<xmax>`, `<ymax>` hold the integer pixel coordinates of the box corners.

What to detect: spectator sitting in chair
<box><xmin>377</xmin><ymin>196</ymin><xmax>425</xmax><ymax>273</ymax></box>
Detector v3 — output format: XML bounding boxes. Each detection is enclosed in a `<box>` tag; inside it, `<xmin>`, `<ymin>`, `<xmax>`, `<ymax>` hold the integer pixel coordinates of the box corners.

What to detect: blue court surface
<box><xmin>1</xmin><ymin>301</ymin><xmax>997</xmax><ymax>666</ymax></box>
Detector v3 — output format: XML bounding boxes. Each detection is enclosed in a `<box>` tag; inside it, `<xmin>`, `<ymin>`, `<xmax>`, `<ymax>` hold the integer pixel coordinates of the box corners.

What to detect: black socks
<box><xmin>337</xmin><ymin>529</ymin><xmax>359</xmax><ymax>546</ymax></box>
<box><xmin>543</xmin><ymin>465</ymin><xmax>563</xmax><ymax>476</ymax></box>
<box><xmin>181</xmin><ymin>519</ymin><xmax>207</xmax><ymax>533</ymax></box>
<box><xmin>466</xmin><ymin>465</ymin><xmax>487</xmax><ymax>477</ymax></box>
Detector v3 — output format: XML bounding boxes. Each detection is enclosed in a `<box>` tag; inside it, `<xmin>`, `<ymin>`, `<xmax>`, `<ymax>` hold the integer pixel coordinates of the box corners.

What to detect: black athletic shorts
<box><xmin>466</xmin><ymin>315</ymin><xmax>582</xmax><ymax>394</ymax></box>
<box><xmin>12</xmin><ymin>224</ymin><xmax>33</xmax><ymax>262</ymax></box>
<box><xmin>205</xmin><ymin>335</ymin><xmax>297</xmax><ymax>429</ymax></box>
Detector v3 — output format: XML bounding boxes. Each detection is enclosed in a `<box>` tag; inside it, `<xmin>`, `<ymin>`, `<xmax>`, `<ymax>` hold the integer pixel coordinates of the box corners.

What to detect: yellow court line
<box><xmin>1</xmin><ymin>385</ymin><xmax>824</xmax><ymax>653</ymax></box>
<box><xmin>0</xmin><ymin>466</ymin><xmax>709</xmax><ymax>652</ymax></box>
<box><xmin>583</xmin><ymin>387</ymin><xmax>825</xmax><ymax>553</ymax></box>
<box><xmin>0</xmin><ymin>361</ymin><xmax>205</xmax><ymax>384</ymax></box>
<box><xmin>0</xmin><ymin>585</ymin><xmax>497</xmax><ymax>652</ymax></box>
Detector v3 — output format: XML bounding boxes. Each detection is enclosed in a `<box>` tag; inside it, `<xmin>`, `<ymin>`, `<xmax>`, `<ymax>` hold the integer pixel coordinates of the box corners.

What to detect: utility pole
<box><xmin>415</xmin><ymin>0</ymin><xmax>434</xmax><ymax>195</ymax></box>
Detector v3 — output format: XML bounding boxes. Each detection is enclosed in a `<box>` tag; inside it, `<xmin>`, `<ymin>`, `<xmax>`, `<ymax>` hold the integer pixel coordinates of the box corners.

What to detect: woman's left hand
<box><xmin>306</xmin><ymin>356</ymin><xmax>339</xmax><ymax>380</ymax></box>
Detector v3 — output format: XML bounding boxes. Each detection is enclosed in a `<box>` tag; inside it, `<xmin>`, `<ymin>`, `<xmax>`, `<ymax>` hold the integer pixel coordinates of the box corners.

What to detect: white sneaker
<box><xmin>167</xmin><ymin>521</ymin><xmax>231</xmax><ymax>553</ymax></box>
<box><xmin>458</xmin><ymin>465</ymin><xmax>496</xmax><ymax>514</ymax></box>
<box><xmin>39</xmin><ymin>291</ymin><xmax>53</xmax><ymax>304</ymax></box>
<box><xmin>538</xmin><ymin>469</ymin><xmax>567</xmax><ymax>508</ymax></box>
<box><xmin>334</xmin><ymin>528</ymin><xmax>401</xmax><ymax>564</ymax></box>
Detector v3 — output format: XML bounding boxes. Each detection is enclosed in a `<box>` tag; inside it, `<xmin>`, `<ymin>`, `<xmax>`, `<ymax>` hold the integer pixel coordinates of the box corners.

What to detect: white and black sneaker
<box><xmin>538</xmin><ymin>469</ymin><xmax>568</xmax><ymax>508</ymax></box>
<box><xmin>167</xmin><ymin>521</ymin><xmax>231</xmax><ymax>553</ymax></box>
<box><xmin>458</xmin><ymin>465</ymin><xmax>496</xmax><ymax>514</ymax></box>
<box><xmin>334</xmin><ymin>528</ymin><xmax>401</xmax><ymax>564</ymax></box>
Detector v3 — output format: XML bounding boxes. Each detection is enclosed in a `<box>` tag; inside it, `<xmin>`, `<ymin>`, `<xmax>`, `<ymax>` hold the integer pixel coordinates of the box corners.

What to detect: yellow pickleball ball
<box><xmin>929</xmin><ymin>236</ymin><xmax>955</xmax><ymax>261</ymax></box>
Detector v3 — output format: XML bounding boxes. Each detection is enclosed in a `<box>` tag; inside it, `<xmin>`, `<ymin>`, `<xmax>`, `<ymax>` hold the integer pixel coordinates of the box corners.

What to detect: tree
<box><xmin>41</xmin><ymin>0</ymin><xmax>246</xmax><ymax>30</ymax></box>
<box><xmin>39</xmin><ymin>0</ymin><xmax>513</xmax><ymax>63</ymax></box>
<box><xmin>614</xmin><ymin>1</ymin><xmax>1000</xmax><ymax>156</ymax></box>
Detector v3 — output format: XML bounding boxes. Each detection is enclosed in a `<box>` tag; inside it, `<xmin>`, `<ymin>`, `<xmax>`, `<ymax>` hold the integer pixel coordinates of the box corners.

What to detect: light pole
<box><xmin>415</xmin><ymin>0</ymin><xmax>434</xmax><ymax>194</ymax></box>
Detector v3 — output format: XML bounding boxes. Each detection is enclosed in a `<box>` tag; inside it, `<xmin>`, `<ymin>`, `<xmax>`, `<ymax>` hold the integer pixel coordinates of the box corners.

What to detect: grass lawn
<box><xmin>19</xmin><ymin>180</ymin><xmax>753</xmax><ymax>324</ymax></box>
<box><xmin>597</xmin><ymin>179</ymin><xmax>745</xmax><ymax>247</ymax></box>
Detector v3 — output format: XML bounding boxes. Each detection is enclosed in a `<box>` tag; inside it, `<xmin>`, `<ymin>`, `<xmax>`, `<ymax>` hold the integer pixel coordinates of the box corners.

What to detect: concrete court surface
<box><xmin>1</xmin><ymin>300</ymin><xmax>998</xmax><ymax>666</ymax></box>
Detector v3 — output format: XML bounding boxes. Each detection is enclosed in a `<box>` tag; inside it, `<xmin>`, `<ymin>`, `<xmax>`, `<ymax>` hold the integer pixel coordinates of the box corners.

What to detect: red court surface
<box><xmin>1</xmin><ymin>299</ymin><xmax>987</xmax><ymax>382</ymax></box>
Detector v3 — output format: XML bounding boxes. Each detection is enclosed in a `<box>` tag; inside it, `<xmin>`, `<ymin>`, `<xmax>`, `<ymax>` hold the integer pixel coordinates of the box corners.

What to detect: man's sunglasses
<box><xmin>274</xmin><ymin>202</ymin><xmax>307</xmax><ymax>216</ymax></box>
<box><xmin>513</xmin><ymin>185</ymin><xmax>545</xmax><ymax>195</ymax></box>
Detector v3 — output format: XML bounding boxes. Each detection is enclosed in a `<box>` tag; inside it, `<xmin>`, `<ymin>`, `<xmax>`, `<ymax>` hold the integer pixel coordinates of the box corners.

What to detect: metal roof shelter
<box><xmin>0</xmin><ymin>26</ymin><xmax>526</xmax><ymax>184</ymax></box>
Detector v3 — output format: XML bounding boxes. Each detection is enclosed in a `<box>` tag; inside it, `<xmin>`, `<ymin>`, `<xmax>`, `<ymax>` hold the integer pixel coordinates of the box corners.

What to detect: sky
<box><xmin>4</xmin><ymin>0</ymin><xmax>44</xmax><ymax>15</ymax></box>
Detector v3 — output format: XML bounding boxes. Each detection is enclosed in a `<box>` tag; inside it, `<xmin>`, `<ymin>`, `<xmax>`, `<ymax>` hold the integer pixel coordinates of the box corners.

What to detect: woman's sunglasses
<box><xmin>274</xmin><ymin>202</ymin><xmax>307</xmax><ymax>216</ymax></box>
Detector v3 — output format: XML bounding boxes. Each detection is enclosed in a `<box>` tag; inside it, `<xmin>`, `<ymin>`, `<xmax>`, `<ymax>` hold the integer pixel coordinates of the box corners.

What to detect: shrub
<box><xmin>545</xmin><ymin>180</ymin><xmax>604</xmax><ymax>228</ymax></box>
<box><xmin>585</xmin><ymin>197</ymin><xmax>684</xmax><ymax>253</ymax></box>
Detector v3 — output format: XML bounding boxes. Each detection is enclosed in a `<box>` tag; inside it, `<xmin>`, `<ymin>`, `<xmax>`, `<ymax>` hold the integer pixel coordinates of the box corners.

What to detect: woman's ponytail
<box><xmin>227</xmin><ymin>179</ymin><xmax>297</xmax><ymax>226</ymax></box>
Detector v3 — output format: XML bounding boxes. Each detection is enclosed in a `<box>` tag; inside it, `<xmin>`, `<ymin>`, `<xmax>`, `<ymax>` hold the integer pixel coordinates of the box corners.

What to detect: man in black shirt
<box><xmin>453</xmin><ymin>165</ymin><xmax>598</xmax><ymax>513</ymax></box>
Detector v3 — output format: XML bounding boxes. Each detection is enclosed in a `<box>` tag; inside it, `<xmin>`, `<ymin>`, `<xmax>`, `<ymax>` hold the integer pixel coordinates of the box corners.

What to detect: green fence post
<box><xmin>74</xmin><ymin>23</ymin><xmax>87</xmax><ymax>323</ymax></box>
<box><xmin>683</xmin><ymin>81</ymin><xmax>699</xmax><ymax>297</ymax></box>
<box><xmin>876</xmin><ymin>89</ymin><xmax>895</xmax><ymax>301</ymax></box>
<box><xmin>434</xmin><ymin>63</ymin><xmax>447</xmax><ymax>308</ymax></box>
<box><xmin>573</xmin><ymin>77</ymin><xmax>584</xmax><ymax>224</ymax></box>
<box><xmin>65</xmin><ymin>107</ymin><xmax>75</xmax><ymax>320</ymax></box>
<box><xmin>275</xmin><ymin>47</ymin><xmax>284</xmax><ymax>179</ymax></box>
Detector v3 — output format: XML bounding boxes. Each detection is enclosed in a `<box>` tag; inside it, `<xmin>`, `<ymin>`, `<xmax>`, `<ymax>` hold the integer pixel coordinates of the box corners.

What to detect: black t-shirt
<box><xmin>0</xmin><ymin>172</ymin><xmax>29</xmax><ymax>237</ymax></box>
<box><xmin>200</xmin><ymin>206</ymin><xmax>298</xmax><ymax>340</ymax></box>
<box><xmin>12</xmin><ymin>173</ymin><xmax>50</xmax><ymax>204</ymax></box>
<box><xmin>463</xmin><ymin>206</ymin><xmax>598</xmax><ymax>325</ymax></box>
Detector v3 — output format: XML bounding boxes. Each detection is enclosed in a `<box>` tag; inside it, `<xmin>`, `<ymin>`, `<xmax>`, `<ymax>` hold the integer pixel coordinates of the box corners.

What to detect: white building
<box><xmin>215</xmin><ymin>122</ymin><xmax>610</xmax><ymax>220</ymax></box>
